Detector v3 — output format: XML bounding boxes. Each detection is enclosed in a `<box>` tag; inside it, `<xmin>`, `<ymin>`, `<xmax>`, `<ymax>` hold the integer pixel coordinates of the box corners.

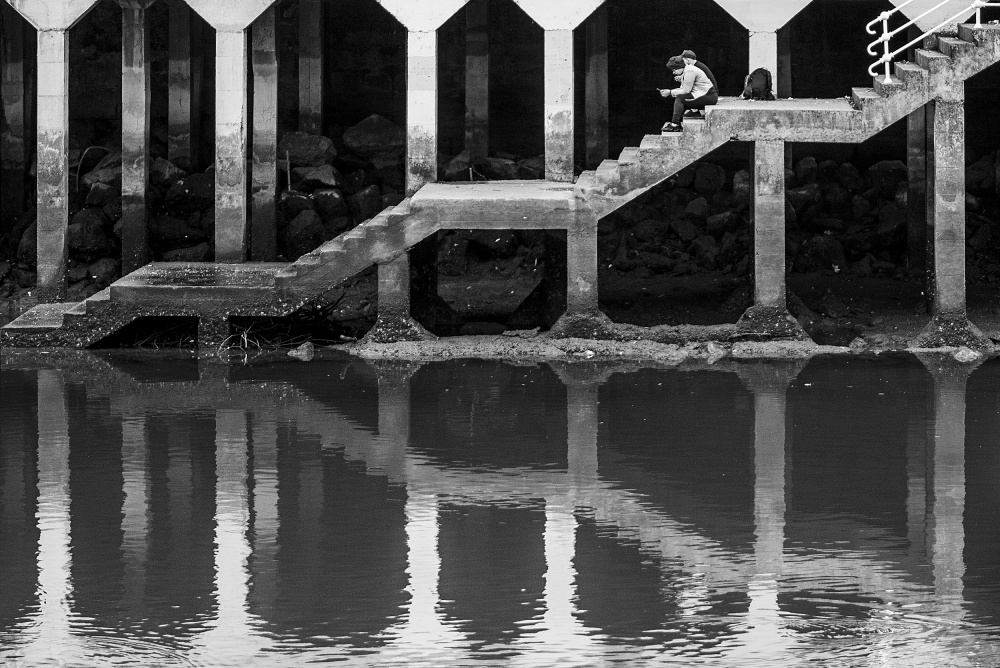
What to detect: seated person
<box><xmin>660</xmin><ymin>55</ymin><xmax>718</xmax><ymax>132</ymax></box>
<box><xmin>681</xmin><ymin>49</ymin><xmax>718</xmax><ymax>117</ymax></box>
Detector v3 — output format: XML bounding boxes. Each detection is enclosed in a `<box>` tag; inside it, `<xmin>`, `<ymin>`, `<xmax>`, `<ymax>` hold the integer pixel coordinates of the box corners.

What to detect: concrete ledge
<box><xmin>411</xmin><ymin>181</ymin><xmax>578</xmax><ymax>229</ymax></box>
<box><xmin>110</xmin><ymin>262</ymin><xmax>286</xmax><ymax>305</ymax></box>
<box><xmin>2</xmin><ymin>303</ymin><xmax>76</xmax><ymax>332</ymax></box>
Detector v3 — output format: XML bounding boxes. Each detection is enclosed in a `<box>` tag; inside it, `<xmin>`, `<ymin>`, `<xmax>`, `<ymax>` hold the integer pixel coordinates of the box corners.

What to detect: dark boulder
<box><xmin>278</xmin><ymin>131</ymin><xmax>336</xmax><ymax>168</ymax></box>
<box><xmin>164</xmin><ymin>173</ymin><xmax>214</xmax><ymax>217</ymax></box>
<box><xmin>282</xmin><ymin>210</ymin><xmax>325</xmax><ymax>261</ymax></box>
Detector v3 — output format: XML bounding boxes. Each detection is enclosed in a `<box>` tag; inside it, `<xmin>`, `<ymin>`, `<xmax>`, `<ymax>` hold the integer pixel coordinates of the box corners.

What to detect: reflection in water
<box><xmin>1</xmin><ymin>353</ymin><xmax>1000</xmax><ymax>665</ymax></box>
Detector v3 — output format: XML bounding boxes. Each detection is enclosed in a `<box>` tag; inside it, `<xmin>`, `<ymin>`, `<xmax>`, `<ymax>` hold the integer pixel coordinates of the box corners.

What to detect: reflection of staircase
<box><xmin>578</xmin><ymin>23</ymin><xmax>1000</xmax><ymax>219</ymax></box>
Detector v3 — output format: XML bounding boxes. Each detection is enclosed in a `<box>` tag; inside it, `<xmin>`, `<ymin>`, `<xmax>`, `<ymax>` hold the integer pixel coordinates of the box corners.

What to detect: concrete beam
<box><xmin>711</xmin><ymin>0</ymin><xmax>811</xmax><ymax>33</ymax></box>
<box><xmin>252</xmin><ymin>6</ymin><xmax>278</xmax><ymax>261</ymax></box>
<box><xmin>2</xmin><ymin>4</ymin><xmax>28</xmax><ymax>221</ymax></box>
<box><xmin>6</xmin><ymin>0</ymin><xmax>100</xmax><ymax>31</ymax></box>
<box><xmin>892</xmin><ymin>0</ymin><xmax>977</xmax><ymax>33</ymax></box>
<box><xmin>584</xmin><ymin>5</ymin><xmax>608</xmax><ymax>170</ymax></box>
<box><xmin>375</xmin><ymin>0</ymin><xmax>470</xmax><ymax>32</ymax></box>
<box><xmin>511</xmin><ymin>0</ymin><xmax>607</xmax><ymax>30</ymax></box>
<box><xmin>752</xmin><ymin>139</ymin><xmax>786</xmax><ymax>309</ymax></box>
<box><xmin>167</xmin><ymin>0</ymin><xmax>196</xmax><ymax>170</ymax></box>
<box><xmin>182</xmin><ymin>0</ymin><xmax>275</xmax><ymax>33</ymax></box>
<box><xmin>464</xmin><ymin>0</ymin><xmax>488</xmax><ymax>161</ymax></box>
<box><xmin>545</xmin><ymin>29</ymin><xmax>574</xmax><ymax>182</ymax></box>
<box><xmin>34</xmin><ymin>28</ymin><xmax>70</xmax><ymax>299</ymax></box>
<box><xmin>298</xmin><ymin>0</ymin><xmax>322</xmax><ymax>134</ymax></box>
<box><xmin>119</xmin><ymin>0</ymin><xmax>155</xmax><ymax>275</ymax></box>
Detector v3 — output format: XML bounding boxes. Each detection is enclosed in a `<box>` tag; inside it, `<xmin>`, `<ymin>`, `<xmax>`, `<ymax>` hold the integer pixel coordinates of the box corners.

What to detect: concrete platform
<box><xmin>411</xmin><ymin>180</ymin><xmax>580</xmax><ymax>229</ymax></box>
<box><xmin>110</xmin><ymin>262</ymin><xmax>287</xmax><ymax>306</ymax></box>
<box><xmin>3</xmin><ymin>303</ymin><xmax>77</xmax><ymax>332</ymax></box>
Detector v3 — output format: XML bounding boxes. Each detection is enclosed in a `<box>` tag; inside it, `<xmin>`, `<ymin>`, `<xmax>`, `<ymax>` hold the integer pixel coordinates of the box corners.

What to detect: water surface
<box><xmin>2</xmin><ymin>352</ymin><xmax>1000</xmax><ymax>666</ymax></box>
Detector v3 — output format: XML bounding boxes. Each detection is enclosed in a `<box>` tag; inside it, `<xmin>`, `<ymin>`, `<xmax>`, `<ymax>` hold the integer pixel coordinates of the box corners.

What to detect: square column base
<box><xmin>736</xmin><ymin>306</ymin><xmax>809</xmax><ymax>342</ymax></box>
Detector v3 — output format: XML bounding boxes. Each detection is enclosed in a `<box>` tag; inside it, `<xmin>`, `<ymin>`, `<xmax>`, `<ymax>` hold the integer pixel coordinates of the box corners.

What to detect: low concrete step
<box><xmin>410</xmin><ymin>181</ymin><xmax>578</xmax><ymax>229</ymax></box>
<box><xmin>958</xmin><ymin>22</ymin><xmax>1000</xmax><ymax>45</ymax></box>
<box><xmin>618</xmin><ymin>147</ymin><xmax>640</xmax><ymax>166</ymax></box>
<box><xmin>915</xmin><ymin>48</ymin><xmax>952</xmax><ymax>72</ymax></box>
<box><xmin>894</xmin><ymin>61</ymin><xmax>928</xmax><ymax>86</ymax></box>
<box><xmin>2</xmin><ymin>303</ymin><xmax>77</xmax><ymax>333</ymax></box>
<box><xmin>937</xmin><ymin>36</ymin><xmax>975</xmax><ymax>58</ymax></box>
<box><xmin>873</xmin><ymin>74</ymin><xmax>905</xmax><ymax>96</ymax></box>
<box><xmin>109</xmin><ymin>262</ymin><xmax>286</xmax><ymax>306</ymax></box>
<box><xmin>850</xmin><ymin>87</ymin><xmax>882</xmax><ymax>110</ymax></box>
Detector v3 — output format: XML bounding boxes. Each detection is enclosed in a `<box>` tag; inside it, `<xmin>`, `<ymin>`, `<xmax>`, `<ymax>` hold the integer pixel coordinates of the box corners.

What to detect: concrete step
<box><xmin>318</xmin><ymin>246</ymin><xmax>347</xmax><ymax>263</ymax></box>
<box><xmin>873</xmin><ymin>74</ymin><xmax>905</xmax><ymax>96</ymax></box>
<box><xmin>937</xmin><ymin>36</ymin><xmax>975</xmax><ymax>58</ymax></box>
<box><xmin>958</xmin><ymin>22</ymin><xmax>1000</xmax><ymax>45</ymax></box>
<box><xmin>894</xmin><ymin>61</ymin><xmax>929</xmax><ymax>86</ymax></box>
<box><xmin>850</xmin><ymin>86</ymin><xmax>882</xmax><ymax>110</ymax></box>
<box><xmin>2</xmin><ymin>303</ymin><xmax>78</xmax><ymax>333</ymax></box>
<box><xmin>108</xmin><ymin>262</ymin><xmax>285</xmax><ymax>306</ymax></box>
<box><xmin>915</xmin><ymin>48</ymin><xmax>952</xmax><ymax>72</ymax></box>
<box><xmin>618</xmin><ymin>147</ymin><xmax>640</xmax><ymax>166</ymax></box>
<box><xmin>595</xmin><ymin>160</ymin><xmax>620</xmax><ymax>182</ymax></box>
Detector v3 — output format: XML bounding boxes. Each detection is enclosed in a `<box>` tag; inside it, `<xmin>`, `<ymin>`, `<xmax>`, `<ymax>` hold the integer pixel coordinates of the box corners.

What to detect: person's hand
<box><xmin>659</xmin><ymin>88</ymin><xmax>670</xmax><ymax>98</ymax></box>
<box><xmin>674</xmin><ymin>74</ymin><xmax>683</xmax><ymax>82</ymax></box>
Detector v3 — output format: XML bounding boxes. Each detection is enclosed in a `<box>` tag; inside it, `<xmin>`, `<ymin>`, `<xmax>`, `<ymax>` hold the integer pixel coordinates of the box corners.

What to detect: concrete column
<box><xmin>34</xmin><ymin>29</ymin><xmax>70</xmax><ymax>300</ymax></box>
<box><xmin>584</xmin><ymin>5</ymin><xmax>608</xmax><ymax>170</ymax></box>
<box><xmin>298</xmin><ymin>0</ymin><xmax>323</xmax><ymax>134</ymax></box>
<box><xmin>928</xmin><ymin>97</ymin><xmax>965</xmax><ymax>317</ymax></box>
<box><xmin>119</xmin><ymin>1</ymin><xmax>154</xmax><ymax>275</ymax></box>
<box><xmin>2</xmin><ymin>5</ymin><xmax>28</xmax><ymax>221</ymax></box>
<box><xmin>776</xmin><ymin>25</ymin><xmax>791</xmax><ymax>98</ymax></box>
<box><xmin>752</xmin><ymin>139</ymin><xmax>786</xmax><ymax>309</ymax></box>
<box><xmin>168</xmin><ymin>0</ymin><xmax>196</xmax><ymax>170</ymax></box>
<box><xmin>214</xmin><ymin>29</ymin><xmax>249</xmax><ymax>262</ymax></box>
<box><xmin>908</xmin><ymin>105</ymin><xmax>929</xmax><ymax>275</ymax></box>
<box><xmin>567</xmin><ymin>206</ymin><xmax>599</xmax><ymax>316</ymax></box>
<box><xmin>252</xmin><ymin>7</ymin><xmax>278</xmax><ymax>261</ymax></box>
<box><xmin>464</xmin><ymin>0</ymin><xmax>489</xmax><ymax>161</ymax></box>
<box><xmin>749</xmin><ymin>31</ymin><xmax>778</xmax><ymax>82</ymax></box>
<box><xmin>406</xmin><ymin>30</ymin><xmax>438</xmax><ymax>196</ymax></box>
<box><xmin>544</xmin><ymin>29</ymin><xmax>574</xmax><ymax>182</ymax></box>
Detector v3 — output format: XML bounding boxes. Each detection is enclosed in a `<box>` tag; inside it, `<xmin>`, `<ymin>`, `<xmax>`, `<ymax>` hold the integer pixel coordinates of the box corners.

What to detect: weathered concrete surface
<box><xmin>894</xmin><ymin>0</ymin><xmax>978</xmax><ymax>32</ymax></box>
<box><xmin>119</xmin><ymin>0</ymin><xmax>155</xmax><ymax>275</ymax></box>
<box><xmin>565</xmin><ymin>204</ymin><xmax>599</xmax><ymax>317</ymax></box>
<box><xmin>751</xmin><ymin>139</ymin><xmax>786</xmax><ymax>310</ymax></box>
<box><xmin>749</xmin><ymin>30</ymin><xmax>778</xmax><ymax>80</ymax></box>
<box><xmin>409</xmin><ymin>181</ymin><xmax>578</xmax><ymax>228</ymax></box>
<box><xmin>544</xmin><ymin>29</ymin><xmax>574</xmax><ymax>182</ymax></box>
<box><xmin>585</xmin><ymin>5</ymin><xmax>608</xmax><ymax>170</ymax></box>
<box><xmin>34</xmin><ymin>29</ymin><xmax>71</xmax><ymax>300</ymax></box>
<box><xmin>182</xmin><ymin>0</ymin><xmax>274</xmax><ymax>32</ymax></box>
<box><xmin>927</xmin><ymin>96</ymin><xmax>965</xmax><ymax>316</ymax></box>
<box><xmin>252</xmin><ymin>6</ymin><xmax>278</xmax><ymax>261</ymax></box>
<box><xmin>365</xmin><ymin>254</ymin><xmax>435</xmax><ymax>343</ymax></box>
<box><xmin>298</xmin><ymin>0</ymin><xmax>323</xmax><ymax>134</ymax></box>
<box><xmin>167</xmin><ymin>0</ymin><xmax>196</xmax><ymax>170</ymax></box>
<box><xmin>214</xmin><ymin>30</ymin><xmax>249</xmax><ymax>262</ymax></box>
<box><xmin>2</xmin><ymin>4</ymin><xmax>28</xmax><ymax>220</ymax></box>
<box><xmin>510</xmin><ymin>0</ymin><xmax>606</xmax><ymax>30</ymax></box>
<box><xmin>6</xmin><ymin>0</ymin><xmax>100</xmax><ymax>30</ymax></box>
<box><xmin>907</xmin><ymin>104</ymin><xmax>929</xmax><ymax>274</ymax></box>
<box><xmin>464</xmin><ymin>0</ymin><xmax>489</xmax><ymax>161</ymax></box>
<box><xmin>375</xmin><ymin>0</ymin><xmax>469</xmax><ymax>32</ymax></box>
<box><xmin>406</xmin><ymin>30</ymin><xmax>438</xmax><ymax>196</ymax></box>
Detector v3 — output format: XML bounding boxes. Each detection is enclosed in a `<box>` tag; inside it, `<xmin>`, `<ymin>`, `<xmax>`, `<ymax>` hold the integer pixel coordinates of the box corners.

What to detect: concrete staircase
<box><xmin>578</xmin><ymin>23</ymin><xmax>1000</xmax><ymax>220</ymax></box>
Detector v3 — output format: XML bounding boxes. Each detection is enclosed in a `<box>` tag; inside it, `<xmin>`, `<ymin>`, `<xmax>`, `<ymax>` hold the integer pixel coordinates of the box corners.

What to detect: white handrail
<box><xmin>866</xmin><ymin>0</ymin><xmax>997</xmax><ymax>84</ymax></box>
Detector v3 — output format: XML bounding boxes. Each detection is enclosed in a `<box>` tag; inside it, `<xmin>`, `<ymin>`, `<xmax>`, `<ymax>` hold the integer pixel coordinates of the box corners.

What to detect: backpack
<box><xmin>742</xmin><ymin>67</ymin><xmax>775</xmax><ymax>101</ymax></box>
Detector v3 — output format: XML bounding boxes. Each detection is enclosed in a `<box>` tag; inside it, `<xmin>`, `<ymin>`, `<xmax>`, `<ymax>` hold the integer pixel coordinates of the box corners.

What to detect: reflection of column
<box><xmin>402</xmin><ymin>490</ymin><xmax>446</xmax><ymax>643</ymax></box>
<box><xmin>554</xmin><ymin>365</ymin><xmax>603</xmax><ymax>486</ymax></box>
<box><xmin>374</xmin><ymin>362</ymin><xmax>417</xmax><ymax>482</ymax></box>
<box><xmin>29</xmin><ymin>370</ymin><xmax>73</xmax><ymax>659</ymax></box>
<box><xmin>905</xmin><ymin>366</ymin><xmax>928</xmax><ymax>561</ymax></box>
<box><xmin>250</xmin><ymin>409</ymin><xmax>279</xmax><ymax>614</ymax></box>
<box><xmin>918</xmin><ymin>355</ymin><xmax>976</xmax><ymax>616</ymax></box>
<box><xmin>214</xmin><ymin>409</ymin><xmax>251</xmax><ymax>636</ymax></box>
<box><xmin>121</xmin><ymin>415</ymin><xmax>150</xmax><ymax>607</ymax></box>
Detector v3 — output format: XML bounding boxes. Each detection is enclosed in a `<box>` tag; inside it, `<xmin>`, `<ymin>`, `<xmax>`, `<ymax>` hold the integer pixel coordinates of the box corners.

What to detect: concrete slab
<box><xmin>109</xmin><ymin>262</ymin><xmax>286</xmax><ymax>305</ymax></box>
<box><xmin>3</xmin><ymin>303</ymin><xmax>75</xmax><ymax>331</ymax></box>
<box><xmin>410</xmin><ymin>181</ymin><xmax>579</xmax><ymax>228</ymax></box>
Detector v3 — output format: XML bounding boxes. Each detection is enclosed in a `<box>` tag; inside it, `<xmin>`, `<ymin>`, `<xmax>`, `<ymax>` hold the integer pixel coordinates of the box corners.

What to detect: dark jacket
<box><xmin>695</xmin><ymin>61</ymin><xmax>719</xmax><ymax>92</ymax></box>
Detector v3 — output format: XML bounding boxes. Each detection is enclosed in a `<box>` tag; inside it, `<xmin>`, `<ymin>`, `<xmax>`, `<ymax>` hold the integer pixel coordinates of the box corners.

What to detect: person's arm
<box><xmin>671</xmin><ymin>69</ymin><xmax>696</xmax><ymax>96</ymax></box>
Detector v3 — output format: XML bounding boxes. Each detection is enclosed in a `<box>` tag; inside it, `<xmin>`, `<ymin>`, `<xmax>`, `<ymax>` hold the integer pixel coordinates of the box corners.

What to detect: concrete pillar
<box><xmin>776</xmin><ymin>25</ymin><xmax>791</xmax><ymax>99</ymax></box>
<box><xmin>251</xmin><ymin>7</ymin><xmax>278</xmax><ymax>261</ymax></box>
<box><xmin>365</xmin><ymin>253</ymin><xmax>433</xmax><ymax>342</ymax></box>
<box><xmin>168</xmin><ymin>0</ymin><xmax>196</xmax><ymax>170</ymax></box>
<box><xmin>298</xmin><ymin>0</ymin><xmax>323</xmax><ymax>134</ymax></box>
<box><xmin>907</xmin><ymin>105</ymin><xmax>929</xmax><ymax>275</ymax></box>
<box><xmin>464</xmin><ymin>0</ymin><xmax>489</xmax><ymax>161</ymax></box>
<box><xmin>567</xmin><ymin>205</ymin><xmax>599</xmax><ymax>316</ymax></box>
<box><xmin>749</xmin><ymin>31</ymin><xmax>778</xmax><ymax>82</ymax></box>
<box><xmin>33</xmin><ymin>28</ymin><xmax>71</xmax><ymax>300</ymax></box>
<box><xmin>928</xmin><ymin>97</ymin><xmax>965</xmax><ymax>317</ymax></box>
<box><xmin>214</xmin><ymin>30</ymin><xmax>249</xmax><ymax>262</ymax></box>
<box><xmin>184</xmin><ymin>0</ymin><xmax>277</xmax><ymax>262</ymax></box>
<box><xmin>406</xmin><ymin>30</ymin><xmax>438</xmax><ymax>196</ymax></box>
<box><xmin>544</xmin><ymin>29</ymin><xmax>574</xmax><ymax>182</ymax></box>
<box><xmin>1</xmin><ymin>5</ymin><xmax>28</xmax><ymax>221</ymax></box>
<box><xmin>584</xmin><ymin>5</ymin><xmax>608</xmax><ymax>170</ymax></box>
<box><xmin>752</xmin><ymin>139</ymin><xmax>786</xmax><ymax>309</ymax></box>
<box><xmin>119</xmin><ymin>1</ymin><xmax>154</xmax><ymax>275</ymax></box>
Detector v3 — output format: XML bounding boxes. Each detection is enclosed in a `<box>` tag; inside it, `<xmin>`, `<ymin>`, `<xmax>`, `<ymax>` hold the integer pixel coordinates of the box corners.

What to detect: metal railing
<box><xmin>866</xmin><ymin>0</ymin><xmax>998</xmax><ymax>83</ymax></box>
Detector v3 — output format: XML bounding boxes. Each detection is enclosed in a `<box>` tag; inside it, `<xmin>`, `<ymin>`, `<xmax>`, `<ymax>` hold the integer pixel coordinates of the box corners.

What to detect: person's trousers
<box><xmin>672</xmin><ymin>91</ymin><xmax>719</xmax><ymax>124</ymax></box>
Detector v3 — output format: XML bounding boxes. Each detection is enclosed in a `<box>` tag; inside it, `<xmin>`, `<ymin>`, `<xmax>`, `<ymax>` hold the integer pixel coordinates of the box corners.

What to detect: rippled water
<box><xmin>2</xmin><ymin>351</ymin><xmax>1000</xmax><ymax>666</ymax></box>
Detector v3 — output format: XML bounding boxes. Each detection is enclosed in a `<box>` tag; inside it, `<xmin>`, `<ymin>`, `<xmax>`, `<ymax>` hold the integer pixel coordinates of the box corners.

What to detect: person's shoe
<box><xmin>661</xmin><ymin>122</ymin><xmax>683</xmax><ymax>133</ymax></box>
<box><xmin>683</xmin><ymin>110</ymin><xmax>703</xmax><ymax>118</ymax></box>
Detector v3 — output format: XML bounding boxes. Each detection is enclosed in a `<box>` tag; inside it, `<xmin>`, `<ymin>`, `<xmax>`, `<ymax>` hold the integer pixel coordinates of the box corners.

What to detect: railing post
<box><xmin>882</xmin><ymin>18</ymin><xmax>892</xmax><ymax>84</ymax></box>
